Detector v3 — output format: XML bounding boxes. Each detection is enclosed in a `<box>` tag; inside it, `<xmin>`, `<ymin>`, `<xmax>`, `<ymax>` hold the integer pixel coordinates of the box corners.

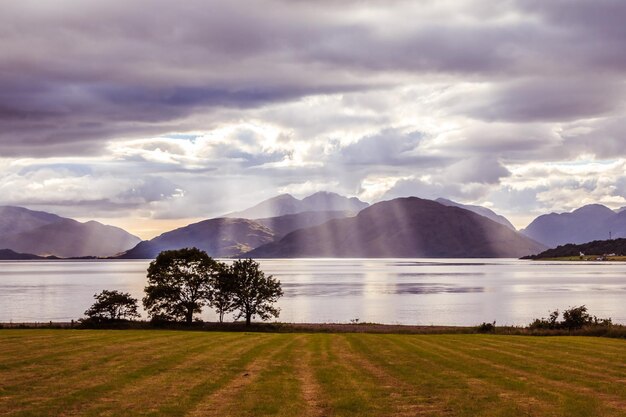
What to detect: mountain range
<box><xmin>6</xmin><ymin>193</ymin><xmax>626</xmax><ymax>260</ymax></box>
<box><xmin>520</xmin><ymin>204</ymin><xmax>626</xmax><ymax>248</ymax></box>
<box><xmin>247</xmin><ymin>197</ymin><xmax>545</xmax><ymax>258</ymax></box>
<box><xmin>0</xmin><ymin>206</ymin><xmax>140</xmax><ymax>257</ymax></box>
<box><xmin>118</xmin><ymin>210</ymin><xmax>353</xmax><ymax>259</ymax></box>
<box><xmin>225</xmin><ymin>191</ymin><xmax>368</xmax><ymax>218</ymax></box>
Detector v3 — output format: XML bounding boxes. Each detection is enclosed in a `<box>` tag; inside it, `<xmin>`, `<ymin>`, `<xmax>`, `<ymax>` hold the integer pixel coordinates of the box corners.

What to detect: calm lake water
<box><xmin>1</xmin><ymin>259</ymin><xmax>625</xmax><ymax>326</ymax></box>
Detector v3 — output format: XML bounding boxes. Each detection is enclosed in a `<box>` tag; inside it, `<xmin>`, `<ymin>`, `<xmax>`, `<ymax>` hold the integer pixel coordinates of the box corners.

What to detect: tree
<box><xmin>143</xmin><ymin>248</ymin><xmax>222</xmax><ymax>324</ymax></box>
<box><xmin>228</xmin><ymin>258</ymin><xmax>283</xmax><ymax>326</ymax></box>
<box><xmin>84</xmin><ymin>290</ymin><xmax>140</xmax><ymax>322</ymax></box>
<box><xmin>562</xmin><ymin>305</ymin><xmax>592</xmax><ymax>330</ymax></box>
<box><xmin>208</xmin><ymin>270</ymin><xmax>236</xmax><ymax>323</ymax></box>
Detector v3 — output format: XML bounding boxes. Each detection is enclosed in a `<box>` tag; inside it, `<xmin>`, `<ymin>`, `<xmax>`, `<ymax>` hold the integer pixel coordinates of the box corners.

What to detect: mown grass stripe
<box><xmin>492</xmin><ymin>334</ymin><xmax>626</xmax><ymax>358</ymax></box>
<box><xmin>434</xmin><ymin>335</ymin><xmax>626</xmax><ymax>399</ymax></box>
<box><xmin>342</xmin><ymin>333</ymin><xmax>458</xmax><ymax>416</ymax></box>
<box><xmin>311</xmin><ymin>334</ymin><xmax>381</xmax><ymax>416</ymax></box>
<box><xmin>5</xmin><ymin>332</ymin><xmax>232</xmax><ymax>417</ymax></box>
<box><xmin>76</xmin><ymin>333</ymin><xmax>276</xmax><ymax>417</ymax></box>
<box><xmin>0</xmin><ymin>330</ymin><xmax>195</xmax><ymax>395</ymax></box>
<box><xmin>389</xmin><ymin>335</ymin><xmax>563</xmax><ymax>415</ymax></box>
<box><xmin>449</xmin><ymin>335</ymin><xmax>626</xmax><ymax>385</ymax></box>
<box><xmin>209</xmin><ymin>335</ymin><xmax>308</xmax><ymax>417</ymax></box>
<box><xmin>412</xmin><ymin>336</ymin><xmax>623</xmax><ymax>417</ymax></box>
<box><xmin>184</xmin><ymin>334</ymin><xmax>299</xmax><ymax>417</ymax></box>
<box><xmin>0</xmin><ymin>330</ymin><xmax>159</xmax><ymax>368</ymax></box>
<box><xmin>364</xmin><ymin>334</ymin><xmax>556</xmax><ymax>416</ymax></box>
<box><xmin>291</xmin><ymin>335</ymin><xmax>328</xmax><ymax>417</ymax></box>
<box><xmin>1</xmin><ymin>331</ymin><xmax>624</xmax><ymax>417</ymax></box>
<box><xmin>436</xmin><ymin>339</ymin><xmax>626</xmax><ymax>408</ymax></box>
<box><xmin>472</xmin><ymin>336</ymin><xmax>626</xmax><ymax>377</ymax></box>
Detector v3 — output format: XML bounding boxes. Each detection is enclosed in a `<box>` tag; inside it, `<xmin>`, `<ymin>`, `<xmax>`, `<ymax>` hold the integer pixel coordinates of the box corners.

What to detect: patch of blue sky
<box><xmin>162</xmin><ymin>133</ymin><xmax>200</xmax><ymax>141</ymax></box>
<box><xmin>18</xmin><ymin>163</ymin><xmax>93</xmax><ymax>176</ymax></box>
<box><xmin>547</xmin><ymin>159</ymin><xmax>619</xmax><ymax>167</ymax></box>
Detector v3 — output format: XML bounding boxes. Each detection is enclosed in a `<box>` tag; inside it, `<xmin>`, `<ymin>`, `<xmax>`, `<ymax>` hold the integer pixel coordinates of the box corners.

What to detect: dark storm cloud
<box><xmin>561</xmin><ymin>117</ymin><xmax>626</xmax><ymax>159</ymax></box>
<box><xmin>459</xmin><ymin>78</ymin><xmax>624</xmax><ymax>122</ymax></box>
<box><xmin>2</xmin><ymin>0</ymin><xmax>626</xmax><ymax>229</ymax></box>
<box><xmin>1</xmin><ymin>0</ymin><xmax>625</xmax><ymax>157</ymax></box>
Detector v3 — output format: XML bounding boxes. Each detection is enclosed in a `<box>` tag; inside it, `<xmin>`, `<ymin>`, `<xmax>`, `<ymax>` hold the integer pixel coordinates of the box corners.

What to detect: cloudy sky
<box><xmin>1</xmin><ymin>0</ymin><xmax>625</xmax><ymax>238</ymax></box>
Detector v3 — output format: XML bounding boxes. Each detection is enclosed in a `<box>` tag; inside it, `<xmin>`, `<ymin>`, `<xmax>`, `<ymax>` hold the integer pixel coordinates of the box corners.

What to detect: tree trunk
<box><xmin>185</xmin><ymin>309</ymin><xmax>193</xmax><ymax>324</ymax></box>
<box><xmin>246</xmin><ymin>313</ymin><xmax>251</xmax><ymax>326</ymax></box>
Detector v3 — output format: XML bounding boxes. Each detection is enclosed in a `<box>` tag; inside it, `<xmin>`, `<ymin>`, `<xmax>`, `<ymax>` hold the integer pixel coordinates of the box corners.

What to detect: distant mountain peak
<box><xmin>522</xmin><ymin>203</ymin><xmax>626</xmax><ymax>248</ymax></box>
<box><xmin>270</xmin><ymin>193</ymin><xmax>297</xmax><ymax>200</ymax></box>
<box><xmin>572</xmin><ymin>204</ymin><xmax>614</xmax><ymax>216</ymax></box>
<box><xmin>225</xmin><ymin>191</ymin><xmax>369</xmax><ymax>219</ymax></box>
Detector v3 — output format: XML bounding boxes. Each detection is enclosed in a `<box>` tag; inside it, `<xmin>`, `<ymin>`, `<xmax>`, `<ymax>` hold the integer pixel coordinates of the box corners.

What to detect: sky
<box><xmin>1</xmin><ymin>0</ymin><xmax>625</xmax><ymax>239</ymax></box>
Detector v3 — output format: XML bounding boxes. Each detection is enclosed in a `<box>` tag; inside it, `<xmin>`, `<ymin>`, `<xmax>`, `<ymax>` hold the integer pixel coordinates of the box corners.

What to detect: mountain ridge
<box><xmin>435</xmin><ymin>198</ymin><xmax>515</xmax><ymax>230</ymax></box>
<box><xmin>522</xmin><ymin>204</ymin><xmax>626</xmax><ymax>248</ymax></box>
<box><xmin>117</xmin><ymin>210</ymin><xmax>356</xmax><ymax>259</ymax></box>
<box><xmin>247</xmin><ymin>197</ymin><xmax>545</xmax><ymax>258</ymax></box>
<box><xmin>225</xmin><ymin>191</ymin><xmax>369</xmax><ymax>219</ymax></box>
<box><xmin>0</xmin><ymin>206</ymin><xmax>140</xmax><ymax>257</ymax></box>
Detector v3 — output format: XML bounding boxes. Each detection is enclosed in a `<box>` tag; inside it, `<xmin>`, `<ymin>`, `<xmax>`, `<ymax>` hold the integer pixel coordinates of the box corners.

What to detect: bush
<box><xmin>83</xmin><ymin>290</ymin><xmax>140</xmax><ymax>323</ymax></box>
<box><xmin>477</xmin><ymin>321</ymin><xmax>496</xmax><ymax>333</ymax></box>
<box><xmin>529</xmin><ymin>306</ymin><xmax>611</xmax><ymax>331</ymax></box>
<box><xmin>529</xmin><ymin>310</ymin><xmax>560</xmax><ymax>330</ymax></box>
<box><xmin>562</xmin><ymin>305</ymin><xmax>592</xmax><ymax>330</ymax></box>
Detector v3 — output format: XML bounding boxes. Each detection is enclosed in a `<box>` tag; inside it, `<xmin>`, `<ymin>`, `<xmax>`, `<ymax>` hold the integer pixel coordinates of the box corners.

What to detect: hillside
<box><xmin>0</xmin><ymin>248</ymin><xmax>53</xmax><ymax>260</ymax></box>
<box><xmin>521</xmin><ymin>204</ymin><xmax>622</xmax><ymax>247</ymax></box>
<box><xmin>0</xmin><ymin>206</ymin><xmax>140</xmax><ymax>257</ymax></box>
<box><xmin>254</xmin><ymin>210</ymin><xmax>352</xmax><ymax>238</ymax></box>
<box><xmin>525</xmin><ymin>238</ymin><xmax>626</xmax><ymax>259</ymax></box>
<box><xmin>118</xmin><ymin>210</ymin><xmax>357</xmax><ymax>259</ymax></box>
<box><xmin>247</xmin><ymin>197</ymin><xmax>546</xmax><ymax>258</ymax></box>
<box><xmin>436</xmin><ymin>198</ymin><xmax>515</xmax><ymax>230</ymax></box>
<box><xmin>118</xmin><ymin>218</ymin><xmax>275</xmax><ymax>259</ymax></box>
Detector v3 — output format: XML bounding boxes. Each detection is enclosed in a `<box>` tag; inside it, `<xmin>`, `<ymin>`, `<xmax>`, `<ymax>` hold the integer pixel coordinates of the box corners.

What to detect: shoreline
<box><xmin>0</xmin><ymin>321</ymin><xmax>473</xmax><ymax>333</ymax></box>
<box><xmin>2</xmin><ymin>321</ymin><xmax>625</xmax><ymax>337</ymax></box>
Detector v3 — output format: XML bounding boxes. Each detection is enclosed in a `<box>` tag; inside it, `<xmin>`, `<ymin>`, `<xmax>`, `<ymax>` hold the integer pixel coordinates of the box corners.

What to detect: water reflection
<box><xmin>0</xmin><ymin>258</ymin><xmax>625</xmax><ymax>325</ymax></box>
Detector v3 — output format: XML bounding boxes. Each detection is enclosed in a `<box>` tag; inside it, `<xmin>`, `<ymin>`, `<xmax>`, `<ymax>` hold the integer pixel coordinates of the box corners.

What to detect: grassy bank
<box><xmin>3</xmin><ymin>321</ymin><xmax>626</xmax><ymax>338</ymax></box>
<box><xmin>0</xmin><ymin>330</ymin><xmax>624</xmax><ymax>416</ymax></box>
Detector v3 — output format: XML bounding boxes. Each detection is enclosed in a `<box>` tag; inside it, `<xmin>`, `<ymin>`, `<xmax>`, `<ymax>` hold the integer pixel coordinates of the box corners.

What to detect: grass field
<box><xmin>0</xmin><ymin>330</ymin><xmax>624</xmax><ymax>417</ymax></box>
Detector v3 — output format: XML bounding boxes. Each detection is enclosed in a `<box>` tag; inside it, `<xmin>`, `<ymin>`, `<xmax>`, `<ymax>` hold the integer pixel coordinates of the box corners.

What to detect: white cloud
<box><xmin>1</xmin><ymin>0</ymin><xmax>626</xmax><ymax>236</ymax></box>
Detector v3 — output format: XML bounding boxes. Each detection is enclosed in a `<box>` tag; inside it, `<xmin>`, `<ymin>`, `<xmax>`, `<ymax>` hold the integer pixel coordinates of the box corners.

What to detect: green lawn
<box><xmin>0</xmin><ymin>330</ymin><xmax>624</xmax><ymax>416</ymax></box>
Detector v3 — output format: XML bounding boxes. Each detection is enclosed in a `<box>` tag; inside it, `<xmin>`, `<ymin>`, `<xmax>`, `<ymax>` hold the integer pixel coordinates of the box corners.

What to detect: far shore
<box><xmin>531</xmin><ymin>256</ymin><xmax>626</xmax><ymax>262</ymax></box>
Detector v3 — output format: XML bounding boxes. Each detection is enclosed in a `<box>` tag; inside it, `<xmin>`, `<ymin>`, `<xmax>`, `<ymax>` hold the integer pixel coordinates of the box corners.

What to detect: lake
<box><xmin>0</xmin><ymin>258</ymin><xmax>625</xmax><ymax>326</ymax></box>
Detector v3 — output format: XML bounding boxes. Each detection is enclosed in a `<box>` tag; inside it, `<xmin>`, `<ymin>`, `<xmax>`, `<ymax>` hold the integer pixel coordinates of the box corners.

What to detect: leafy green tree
<box><xmin>228</xmin><ymin>258</ymin><xmax>283</xmax><ymax>326</ymax></box>
<box><xmin>562</xmin><ymin>305</ymin><xmax>592</xmax><ymax>330</ymax></box>
<box><xmin>84</xmin><ymin>290</ymin><xmax>139</xmax><ymax>322</ymax></box>
<box><xmin>143</xmin><ymin>248</ymin><xmax>221</xmax><ymax>324</ymax></box>
<box><xmin>208</xmin><ymin>270</ymin><xmax>236</xmax><ymax>323</ymax></box>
